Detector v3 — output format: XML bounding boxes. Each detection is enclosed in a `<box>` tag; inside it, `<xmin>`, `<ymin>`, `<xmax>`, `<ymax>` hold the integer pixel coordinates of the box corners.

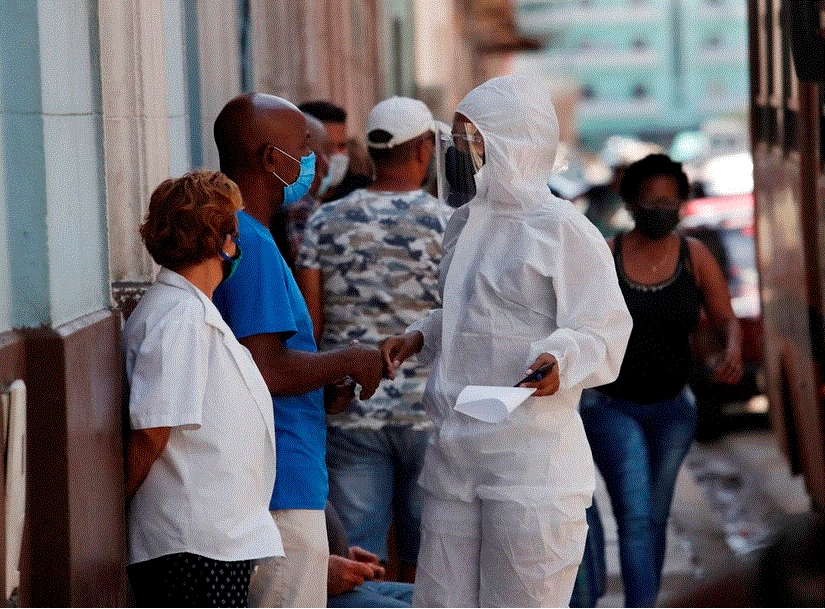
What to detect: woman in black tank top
<box><xmin>599</xmin><ymin>232</ymin><xmax>703</xmax><ymax>402</ymax></box>
<box><xmin>577</xmin><ymin>155</ymin><xmax>744</xmax><ymax>607</ymax></box>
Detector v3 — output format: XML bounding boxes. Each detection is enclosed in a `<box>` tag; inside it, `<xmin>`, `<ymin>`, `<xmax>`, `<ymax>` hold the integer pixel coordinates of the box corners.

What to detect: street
<box><xmin>593</xmin><ymin>428</ymin><xmax>811</xmax><ymax>607</ymax></box>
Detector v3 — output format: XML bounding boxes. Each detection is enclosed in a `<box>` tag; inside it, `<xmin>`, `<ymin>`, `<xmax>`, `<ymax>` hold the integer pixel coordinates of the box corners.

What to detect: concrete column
<box><xmin>98</xmin><ymin>0</ymin><xmax>171</xmax><ymax>284</ymax></box>
<box><xmin>346</xmin><ymin>0</ymin><xmax>381</xmax><ymax>138</ymax></box>
<box><xmin>414</xmin><ymin>0</ymin><xmax>474</xmax><ymax>121</ymax></box>
<box><xmin>316</xmin><ymin>0</ymin><xmax>378</xmax><ymax>139</ymax></box>
<box><xmin>0</xmin><ymin>146</ymin><xmax>9</xmax><ymax>333</ymax></box>
<box><xmin>196</xmin><ymin>0</ymin><xmax>242</xmax><ymax>170</ymax></box>
<box><xmin>302</xmin><ymin>0</ymin><xmax>330</xmax><ymax>100</ymax></box>
<box><xmin>163</xmin><ymin>0</ymin><xmax>192</xmax><ymax>178</ymax></box>
<box><xmin>246</xmin><ymin>0</ymin><xmax>383</xmax><ymax>142</ymax></box>
<box><xmin>250</xmin><ymin>0</ymin><xmax>306</xmax><ymax>102</ymax></box>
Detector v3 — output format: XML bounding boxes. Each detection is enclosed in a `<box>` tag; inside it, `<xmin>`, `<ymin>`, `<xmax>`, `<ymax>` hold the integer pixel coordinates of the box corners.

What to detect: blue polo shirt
<box><xmin>214</xmin><ymin>211</ymin><xmax>327</xmax><ymax>511</ymax></box>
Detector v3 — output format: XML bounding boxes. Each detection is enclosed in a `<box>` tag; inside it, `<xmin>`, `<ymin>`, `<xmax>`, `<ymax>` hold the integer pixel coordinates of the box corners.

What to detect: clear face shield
<box><xmin>435</xmin><ymin>118</ymin><xmax>485</xmax><ymax>208</ymax></box>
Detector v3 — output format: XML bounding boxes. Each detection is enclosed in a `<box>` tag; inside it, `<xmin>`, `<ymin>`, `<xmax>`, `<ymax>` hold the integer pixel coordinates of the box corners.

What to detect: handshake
<box><xmin>324</xmin><ymin>331</ymin><xmax>424</xmax><ymax>414</ymax></box>
<box><xmin>323</xmin><ymin>330</ymin><xmax>561</xmax><ymax>414</ymax></box>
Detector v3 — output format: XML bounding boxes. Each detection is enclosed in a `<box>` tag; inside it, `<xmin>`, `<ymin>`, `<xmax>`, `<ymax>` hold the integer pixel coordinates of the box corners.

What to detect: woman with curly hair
<box><xmin>580</xmin><ymin>154</ymin><xmax>743</xmax><ymax>606</ymax></box>
<box><xmin>123</xmin><ymin>171</ymin><xmax>283</xmax><ymax>607</ymax></box>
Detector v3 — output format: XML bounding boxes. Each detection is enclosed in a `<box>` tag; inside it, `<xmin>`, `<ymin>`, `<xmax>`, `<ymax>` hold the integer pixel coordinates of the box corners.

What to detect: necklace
<box><xmin>645</xmin><ymin>237</ymin><xmax>675</xmax><ymax>273</ymax></box>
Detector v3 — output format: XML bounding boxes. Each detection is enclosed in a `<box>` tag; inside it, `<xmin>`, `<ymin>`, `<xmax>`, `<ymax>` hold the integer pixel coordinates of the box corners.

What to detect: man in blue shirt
<box><xmin>212</xmin><ymin>93</ymin><xmax>384</xmax><ymax>608</ymax></box>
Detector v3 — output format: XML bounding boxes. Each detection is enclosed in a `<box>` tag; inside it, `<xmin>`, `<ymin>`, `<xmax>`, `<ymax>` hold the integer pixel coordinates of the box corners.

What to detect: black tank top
<box><xmin>598</xmin><ymin>233</ymin><xmax>703</xmax><ymax>403</ymax></box>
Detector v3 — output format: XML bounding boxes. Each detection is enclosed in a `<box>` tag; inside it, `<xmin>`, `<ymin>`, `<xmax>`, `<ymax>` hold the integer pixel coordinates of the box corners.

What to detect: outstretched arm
<box><xmin>241</xmin><ymin>332</ymin><xmax>384</xmax><ymax>399</ymax></box>
<box><xmin>380</xmin><ymin>331</ymin><xmax>424</xmax><ymax>379</ymax></box>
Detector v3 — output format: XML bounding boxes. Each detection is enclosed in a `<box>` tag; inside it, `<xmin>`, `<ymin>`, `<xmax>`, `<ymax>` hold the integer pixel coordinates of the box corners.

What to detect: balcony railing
<box><xmin>540</xmin><ymin>48</ymin><xmax>661</xmax><ymax>70</ymax></box>
<box><xmin>518</xmin><ymin>5</ymin><xmax>663</xmax><ymax>32</ymax></box>
<box><xmin>578</xmin><ymin>98</ymin><xmax>661</xmax><ymax>119</ymax></box>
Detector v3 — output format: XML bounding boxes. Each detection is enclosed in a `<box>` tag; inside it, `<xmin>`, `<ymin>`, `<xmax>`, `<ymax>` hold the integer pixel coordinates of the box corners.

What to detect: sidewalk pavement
<box><xmin>593</xmin><ymin>429</ymin><xmax>811</xmax><ymax>607</ymax></box>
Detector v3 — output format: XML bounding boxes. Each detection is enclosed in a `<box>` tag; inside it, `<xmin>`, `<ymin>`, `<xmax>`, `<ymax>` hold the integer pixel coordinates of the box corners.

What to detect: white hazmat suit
<box><xmin>407</xmin><ymin>76</ymin><xmax>633</xmax><ymax>607</ymax></box>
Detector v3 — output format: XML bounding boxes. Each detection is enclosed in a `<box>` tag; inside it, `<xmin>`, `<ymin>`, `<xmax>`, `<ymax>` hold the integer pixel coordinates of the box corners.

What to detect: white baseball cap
<box><xmin>366</xmin><ymin>97</ymin><xmax>434</xmax><ymax>149</ymax></box>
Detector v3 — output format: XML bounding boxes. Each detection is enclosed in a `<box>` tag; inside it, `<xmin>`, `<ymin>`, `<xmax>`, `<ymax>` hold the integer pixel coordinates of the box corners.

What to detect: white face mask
<box><xmin>325</xmin><ymin>153</ymin><xmax>349</xmax><ymax>188</ymax></box>
<box><xmin>472</xmin><ymin>164</ymin><xmax>488</xmax><ymax>202</ymax></box>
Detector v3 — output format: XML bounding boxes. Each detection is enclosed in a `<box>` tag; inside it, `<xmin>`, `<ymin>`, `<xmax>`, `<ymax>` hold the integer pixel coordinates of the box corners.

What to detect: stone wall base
<box><xmin>1</xmin><ymin>308</ymin><xmax>127</xmax><ymax>606</ymax></box>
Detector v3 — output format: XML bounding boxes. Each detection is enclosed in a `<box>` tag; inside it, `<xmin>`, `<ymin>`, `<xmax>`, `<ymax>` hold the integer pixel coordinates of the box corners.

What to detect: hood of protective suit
<box><xmin>455</xmin><ymin>75</ymin><xmax>559</xmax><ymax>211</ymax></box>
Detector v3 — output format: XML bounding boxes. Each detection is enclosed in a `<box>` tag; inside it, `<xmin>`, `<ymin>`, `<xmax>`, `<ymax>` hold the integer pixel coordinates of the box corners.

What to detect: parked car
<box><xmin>680</xmin><ymin>194</ymin><xmax>767</xmax><ymax>439</ymax></box>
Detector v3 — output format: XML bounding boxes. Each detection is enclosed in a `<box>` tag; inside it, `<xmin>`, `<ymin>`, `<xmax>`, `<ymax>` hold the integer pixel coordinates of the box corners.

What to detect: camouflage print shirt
<box><xmin>296</xmin><ymin>188</ymin><xmax>452</xmax><ymax>430</ymax></box>
<box><xmin>286</xmin><ymin>192</ymin><xmax>322</xmax><ymax>263</ymax></box>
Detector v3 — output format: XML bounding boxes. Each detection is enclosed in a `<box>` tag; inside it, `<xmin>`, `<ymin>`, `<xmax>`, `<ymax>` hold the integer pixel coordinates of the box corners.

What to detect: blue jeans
<box><xmin>327</xmin><ymin>581</ymin><xmax>413</xmax><ymax>608</ymax></box>
<box><xmin>326</xmin><ymin>425</ymin><xmax>431</xmax><ymax>564</ymax></box>
<box><xmin>569</xmin><ymin>500</ymin><xmax>607</xmax><ymax>608</ymax></box>
<box><xmin>579</xmin><ymin>387</ymin><xmax>696</xmax><ymax>607</ymax></box>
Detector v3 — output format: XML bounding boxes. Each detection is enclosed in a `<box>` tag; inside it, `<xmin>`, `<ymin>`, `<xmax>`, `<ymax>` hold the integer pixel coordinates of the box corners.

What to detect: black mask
<box><xmin>632</xmin><ymin>208</ymin><xmax>680</xmax><ymax>240</ymax></box>
<box><xmin>444</xmin><ymin>146</ymin><xmax>477</xmax><ymax>208</ymax></box>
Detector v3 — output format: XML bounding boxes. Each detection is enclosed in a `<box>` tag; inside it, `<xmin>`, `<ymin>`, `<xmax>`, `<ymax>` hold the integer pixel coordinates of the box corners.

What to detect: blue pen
<box><xmin>514</xmin><ymin>361</ymin><xmax>556</xmax><ymax>387</ymax></box>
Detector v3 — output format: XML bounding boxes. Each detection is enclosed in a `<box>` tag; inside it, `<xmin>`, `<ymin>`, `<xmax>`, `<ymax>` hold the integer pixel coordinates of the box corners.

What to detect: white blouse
<box><xmin>123</xmin><ymin>268</ymin><xmax>283</xmax><ymax>564</ymax></box>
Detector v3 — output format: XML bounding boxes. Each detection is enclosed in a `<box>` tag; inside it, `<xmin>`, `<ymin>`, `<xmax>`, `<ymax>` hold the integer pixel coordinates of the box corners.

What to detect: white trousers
<box><xmin>412</xmin><ymin>399</ymin><xmax>594</xmax><ymax>607</ymax></box>
<box><xmin>249</xmin><ymin>509</ymin><xmax>329</xmax><ymax>608</ymax></box>
<box><xmin>412</xmin><ymin>490</ymin><xmax>588</xmax><ymax>608</ymax></box>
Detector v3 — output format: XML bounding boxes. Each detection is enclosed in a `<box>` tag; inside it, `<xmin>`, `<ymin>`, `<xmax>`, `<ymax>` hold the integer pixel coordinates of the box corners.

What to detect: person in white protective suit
<box><xmin>379</xmin><ymin>75</ymin><xmax>633</xmax><ymax>608</ymax></box>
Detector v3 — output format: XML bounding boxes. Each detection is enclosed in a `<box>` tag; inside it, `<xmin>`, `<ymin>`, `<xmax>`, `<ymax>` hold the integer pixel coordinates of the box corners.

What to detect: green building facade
<box><xmin>515</xmin><ymin>0</ymin><xmax>749</xmax><ymax>147</ymax></box>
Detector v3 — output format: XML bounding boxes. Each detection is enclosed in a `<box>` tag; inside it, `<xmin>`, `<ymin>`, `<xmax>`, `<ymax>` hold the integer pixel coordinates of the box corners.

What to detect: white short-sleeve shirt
<box><xmin>123</xmin><ymin>268</ymin><xmax>283</xmax><ymax>564</ymax></box>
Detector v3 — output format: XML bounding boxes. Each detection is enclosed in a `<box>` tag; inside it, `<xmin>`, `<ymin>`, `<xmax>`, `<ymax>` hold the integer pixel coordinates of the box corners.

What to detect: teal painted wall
<box><xmin>0</xmin><ymin>1</ymin><xmax>51</xmax><ymax>331</ymax></box>
<box><xmin>0</xmin><ymin>0</ymin><xmax>110</xmax><ymax>330</ymax></box>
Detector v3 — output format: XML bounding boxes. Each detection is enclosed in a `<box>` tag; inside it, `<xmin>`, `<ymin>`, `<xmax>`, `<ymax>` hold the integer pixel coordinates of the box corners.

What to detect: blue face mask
<box><xmin>272</xmin><ymin>147</ymin><xmax>316</xmax><ymax>205</ymax></box>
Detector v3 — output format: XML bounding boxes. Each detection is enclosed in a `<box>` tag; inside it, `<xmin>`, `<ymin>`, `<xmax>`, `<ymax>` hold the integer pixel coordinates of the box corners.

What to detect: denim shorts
<box><xmin>326</xmin><ymin>425</ymin><xmax>432</xmax><ymax>564</ymax></box>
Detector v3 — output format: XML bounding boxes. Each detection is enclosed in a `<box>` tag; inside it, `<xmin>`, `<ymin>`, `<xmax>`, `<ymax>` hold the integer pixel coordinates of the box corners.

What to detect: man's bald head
<box><xmin>305</xmin><ymin>114</ymin><xmax>328</xmax><ymax>156</ymax></box>
<box><xmin>214</xmin><ymin>93</ymin><xmax>308</xmax><ymax>179</ymax></box>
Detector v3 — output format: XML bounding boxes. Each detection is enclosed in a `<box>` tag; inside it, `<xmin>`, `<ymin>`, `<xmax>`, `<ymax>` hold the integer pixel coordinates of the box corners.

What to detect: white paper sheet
<box><xmin>454</xmin><ymin>385</ymin><xmax>536</xmax><ymax>423</ymax></box>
